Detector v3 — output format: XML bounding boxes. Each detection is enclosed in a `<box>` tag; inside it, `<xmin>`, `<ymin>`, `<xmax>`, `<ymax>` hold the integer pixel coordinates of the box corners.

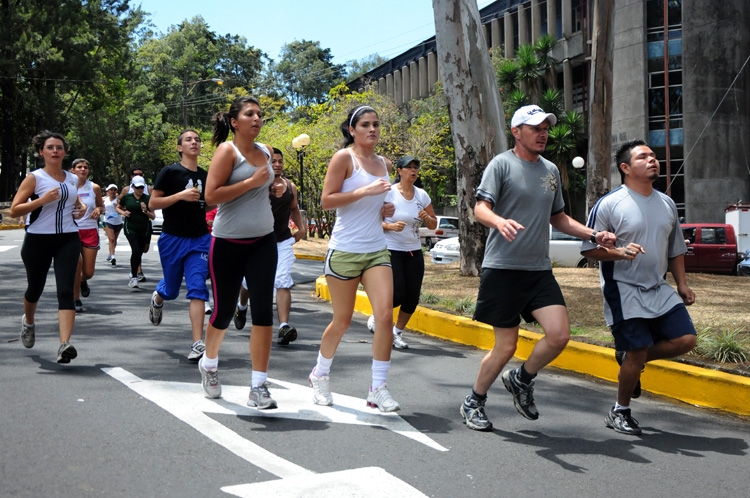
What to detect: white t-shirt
<box><xmin>103</xmin><ymin>196</ymin><xmax>123</xmax><ymax>226</ymax></box>
<box><xmin>384</xmin><ymin>186</ymin><xmax>431</xmax><ymax>251</ymax></box>
<box><xmin>76</xmin><ymin>180</ymin><xmax>99</xmax><ymax>230</ymax></box>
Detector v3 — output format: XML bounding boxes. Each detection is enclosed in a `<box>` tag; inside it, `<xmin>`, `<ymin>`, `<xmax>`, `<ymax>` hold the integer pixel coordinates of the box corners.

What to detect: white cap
<box><xmin>511</xmin><ymin>105</ymin><xmax>557</xmax><ymax>128</ymax></box>
<box><xmin>131</xmin><ymin>175</ymin><xmax>146</xmax><ymax>188</ymax></box>
<box><xmin>106</xmin><ymin>183</ymin><xmax>118</xmax><ymax>191</ymax></box>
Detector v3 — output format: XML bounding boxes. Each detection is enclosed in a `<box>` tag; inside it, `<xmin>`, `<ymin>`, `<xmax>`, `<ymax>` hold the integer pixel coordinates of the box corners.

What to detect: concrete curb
<box><xmin>0</xmin><ymin>224</ymin><xmax>23</xmax><ymax>230</ymax></box>
<box><xmin>295</xmin><ymin>254</ymin><xmax>325</xmax><ymax>261</ymax></box>
<box><xmin>315</xmin><ymin>276</ymin><xmax>750</xmax><ymax>417</ymax></box>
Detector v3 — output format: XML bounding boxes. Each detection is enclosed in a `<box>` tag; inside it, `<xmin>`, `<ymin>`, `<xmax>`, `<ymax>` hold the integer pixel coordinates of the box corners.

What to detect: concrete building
<box><xmin>347</xmin><ymin>0</ymin><xmax>750</xmax><ymax>222</ymax></box>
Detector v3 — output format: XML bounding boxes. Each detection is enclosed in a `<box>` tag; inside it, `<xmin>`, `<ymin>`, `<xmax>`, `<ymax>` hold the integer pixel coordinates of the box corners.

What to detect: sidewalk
<box><xmin>315</xmin><ymin>276</ymin><xmax>750</xmax><ymax>417</ymax></box>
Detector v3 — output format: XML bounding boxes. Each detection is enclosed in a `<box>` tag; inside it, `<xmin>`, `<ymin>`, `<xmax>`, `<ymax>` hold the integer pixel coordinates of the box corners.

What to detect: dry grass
<box><xmin>298</xmin><ymin>236</ymin><xmax>750</xmax><ymax>373</ymax></box>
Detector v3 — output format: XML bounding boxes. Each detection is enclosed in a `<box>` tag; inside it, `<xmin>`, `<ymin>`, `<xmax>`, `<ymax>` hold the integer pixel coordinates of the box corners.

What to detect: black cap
<box><xmin>396</xmin><ymin>155</ymin><xmax>420</xmax><ymax>169</ymax></box>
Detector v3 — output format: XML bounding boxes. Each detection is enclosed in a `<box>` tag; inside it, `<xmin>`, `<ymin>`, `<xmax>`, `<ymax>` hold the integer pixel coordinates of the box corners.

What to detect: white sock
<box><xmin>614</xmin><ymin>402</ymin><xmax>629</xmax><ymax>411</ymax></box>
<box><xmin>237</xmin><ymin>302</ymin><xmax>248</xmax><ymax>311</ymax></box>
<box><xmin>393</xmin><ymin>326</ymin><xmax>403</xmax><ymax>335</ymax></box>
<box><xmin>280</xmin><ymin>322</ymin><xmax>289</xmax><ymax>329</ymax></box>
<box><xmin>313</xmin><ymin>351</ymin><xmax>334</xmax><ymax>377</ymax></box>
<box><xmin>371</xmin><ymin>359</ymin><xmax>390</xmax><ymax>390</ymax></box>
<box><xmin>251</xmin><ymin>370</ymin><xmax>267</xmax><ymax>388</ymax></box>
<box><xmin>201</xmin><ymin>355</ymin><xmax>218</xmax><ymax>371</ymax></box>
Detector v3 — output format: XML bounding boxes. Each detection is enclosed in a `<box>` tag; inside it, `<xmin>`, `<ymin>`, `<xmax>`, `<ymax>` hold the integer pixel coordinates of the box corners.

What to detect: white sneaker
<box><xmin>367</xmin><ymin>383</ymin><xmax>400</xmax><ymax>412</ymax></box>
<box><xmin>187</xmin><ymin>340</ymin><xmax>205</xmax><ymax>361</ymax></box>
<box><xmin>367</xmin><ymin>314</ymin><xmax>375</xmax><ymax>334</ymax></box>
<box><xmin>204</xmin><ymin>301</ymin><xmax>212</xmax><ymax>315</ymax></box>
<box><xmin>393</xmin><ymin>332</ymin><xmax>409</xmax><ymax>349</ymax></box>
<box><xmin>128</xmin><ymin>277</ymin><xmax>139</xmax><ymax>288</ymax></box>
<box><xmin>309</xmin><ymin>372</ymin><xmax>333</xmax><ymax>406</ymax></box>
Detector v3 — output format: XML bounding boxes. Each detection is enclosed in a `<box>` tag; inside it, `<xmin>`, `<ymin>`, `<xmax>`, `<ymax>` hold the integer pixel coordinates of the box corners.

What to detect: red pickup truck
<box><xmin>681</xmin><ymin>223</ymin><xmax>739</xmax><ymax>274</ymax></box>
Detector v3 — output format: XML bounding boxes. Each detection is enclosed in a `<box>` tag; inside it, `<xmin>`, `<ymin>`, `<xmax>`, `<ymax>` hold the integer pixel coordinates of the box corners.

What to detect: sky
<box><xmin>138</xmin><ymin>0</ymin><xmax>496</xmax><ymax>65</ymax></box>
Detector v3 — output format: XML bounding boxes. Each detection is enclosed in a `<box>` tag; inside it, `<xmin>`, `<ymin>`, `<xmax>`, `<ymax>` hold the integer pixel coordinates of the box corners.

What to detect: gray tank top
<box><xmin>212</xmin><ymin>142</ymin><xmax>274</xmax><ymax>239</ymax></box>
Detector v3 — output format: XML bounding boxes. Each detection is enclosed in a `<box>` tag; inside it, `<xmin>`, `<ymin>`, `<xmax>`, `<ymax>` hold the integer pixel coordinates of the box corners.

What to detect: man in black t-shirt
<box><xmin>147</xmin><ymin>129</ymin><xmax>213</xmax><ymax>362</ymax></box>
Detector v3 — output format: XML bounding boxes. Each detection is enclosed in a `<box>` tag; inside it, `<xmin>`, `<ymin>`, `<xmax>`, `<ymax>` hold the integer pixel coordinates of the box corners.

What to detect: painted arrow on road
<box><xmin>104</xmin><ymin>367</ymin><xmax>443</xmax><ymax>497</ymax></box>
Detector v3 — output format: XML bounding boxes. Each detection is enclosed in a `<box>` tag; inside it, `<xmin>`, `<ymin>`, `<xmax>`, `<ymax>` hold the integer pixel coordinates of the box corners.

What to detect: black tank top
<box><xmin>270</xmin><ymin>178</ymin><xmax>294</xmax><ymax>242</ymax></box>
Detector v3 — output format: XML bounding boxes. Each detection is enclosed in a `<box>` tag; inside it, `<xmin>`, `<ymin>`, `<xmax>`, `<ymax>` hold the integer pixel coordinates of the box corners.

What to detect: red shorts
<box><xmin>79</xmin><ymin>228</ymin><xmax>100</xmax><ymax>249</ymax></box>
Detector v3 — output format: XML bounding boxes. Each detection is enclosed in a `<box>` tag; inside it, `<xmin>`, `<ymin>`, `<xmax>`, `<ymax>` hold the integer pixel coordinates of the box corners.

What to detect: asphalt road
<box><xmin>1</xmin><ymin>229</ymin><xmax>748</xmax><ymax>497</ymax></box>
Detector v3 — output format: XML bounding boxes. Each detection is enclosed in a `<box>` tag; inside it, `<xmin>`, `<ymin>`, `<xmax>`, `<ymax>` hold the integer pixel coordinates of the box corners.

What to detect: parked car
<box><xmin>429</xmin><ymin>236</ymin><xmax>460</xmax><ymax>264</ymax></box>
<box><xmin>681</xmin><ymin>223</ymin><xmax>739</xmax><ymax>274</ymax></box>
<box><xmin>428</xmin><ymin>227</ymin><xmax>592</xmax><ymax>267</ymax></box>
<box><xmin>152</xmin><ymin>209</ymin><xmax>163</xmax><ymax>234</ymax></box>
<box><xmin>737</xmin><ymin>249</ymin><xmax>750</xmax><ymax>276</ymax></box>
<box><xmin>549</xmin><ymin>226</ymin><xmax>591</xmax><ymax>268</ymax></box>
<box><xmin>420</xmin><ymin>215</ymin><xmax>459</xmax><ymax>249</ymax></box>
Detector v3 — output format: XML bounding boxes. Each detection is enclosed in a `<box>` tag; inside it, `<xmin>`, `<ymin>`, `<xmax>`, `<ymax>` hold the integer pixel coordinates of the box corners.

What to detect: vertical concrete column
<box><xmin>427</xmin><ymin>51</ymin><xmax>437</xmax><ymax>92</ymax></box>
<box><xmin>372</xmin><ymin>79</ymin><xmax>379</xmax><ymax>94</ymax></box>
<box><xmin>491</xmin><ymin>18</ymin><xmax>501</xmax><ymax>52</ymax></box>
<box><xmin>562</xmin><ymin>0</ymin><xmax>572</xmax><ymax>38</ymax></box>
<box><xmin>547</xmin><ymin>0</ymin><xmax>557</xmax><ymax>38</ymax></box>
<box><xmin>402</xmin><ymin>64</ymin><xmax>411</xmax><ymax>103</ymax></box>
<box><xmin>385</xmin><ymin>73</ymin><xmax>393</xmax><ymax>100</ymax></box>
<box><xmin>504</xmin><ymin>12</ymin><xmax>515</xmax><ymax>57</ymax></box>
<box><xmin>393</xmin><ymin>69</ymin><xmax>402</xmax><ymax>105</ymax></box>
<box><xmin>410</xmin><ymin>61</ymin><xmax>419</xmax><ymax>101</ymax></box>
<box><xmin>518</xmin><ymin>4</ymin><xmax>528</xmax><ymax>46</ymax></box>
<box><xmin>418</xmin><ymin>57</ymin><xmax>428</xmax><ymax>97</ymax></box>
<box><xmin>563</xmin><ymin>58</ymin><xmax>573</xmax><ymax>111</ymax></box>
<box><xmin>531</xmin><ymin>0</ymin><xmax>541</xmax><ymax>42</ymax></box>
<box><xmin>378</xmin><ymin>77</ymin><xmax>386</xmax><ymax>95</ymax></box>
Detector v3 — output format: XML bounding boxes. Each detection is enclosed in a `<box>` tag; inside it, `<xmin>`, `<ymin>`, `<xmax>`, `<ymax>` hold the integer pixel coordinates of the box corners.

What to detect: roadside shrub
<box><xmin>420</xmin><ymin>292</ymin><xmax>440</xmax><ymax>305</ymax></box>
<box><xmin>693</xmin><ymin>328</ymin><xmax>750</xmax><ymax>364</ymax></box>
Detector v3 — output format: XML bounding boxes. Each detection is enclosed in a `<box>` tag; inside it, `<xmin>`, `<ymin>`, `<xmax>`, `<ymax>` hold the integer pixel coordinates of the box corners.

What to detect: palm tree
<box><xmin>534</xmin><ymin>34</ymin><xmax>559</xmax><ymax>90</ymax></box>
<box><xmin>515</xmin><ymin>44</ymin><xmax>542</xmax><ymax>100</ymax></box>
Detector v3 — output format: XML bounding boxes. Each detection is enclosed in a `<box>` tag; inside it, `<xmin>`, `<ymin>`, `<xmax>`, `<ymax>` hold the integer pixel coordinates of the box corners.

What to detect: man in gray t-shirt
<box><xmin>460</xmin><ymin>105</ymin><xmax>617</xmax><ymax>432</ymax></box>
<box><xmin>582</xmin><ymin>139</ymin><xmax>696</xmax><ymax>436</ymax></box>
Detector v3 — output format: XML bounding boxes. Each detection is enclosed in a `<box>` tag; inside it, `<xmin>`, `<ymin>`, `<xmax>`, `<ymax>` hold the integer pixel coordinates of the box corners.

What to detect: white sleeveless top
<box><xmin>328</xmin><ymin>149</ymin><xmax>389</xmax><ymax>253</ymax></box>
<box><xmin>26</xmin><ymin>169</ymin><xmax>80</xmax><ymax>234</ymax></box>
<box><xmin>103</xmin><ymin>196</ymin><xmax>123</xmax><ymax>226</ymax></box>
<box><xmin>384</xmin><ymin>186</ymin><xmax>431</xmax><ymax>251</ymax></box>
<box><xmin>76</xmin><ymin>180</ymin><xmax>99</xmax><ymax>230</ymax></box>
<box><xmin>212</xmin><ymin>141</ymin><xmax>274</xmax><ymax>239</ymax></box>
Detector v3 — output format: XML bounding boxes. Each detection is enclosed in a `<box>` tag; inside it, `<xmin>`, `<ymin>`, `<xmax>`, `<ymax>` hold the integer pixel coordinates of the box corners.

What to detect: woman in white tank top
<box><xmin>309</xmin><ymin>105</ymin><xmax>402</xmax><ymax>413</ymax></box>
<box><xmin>10</xmin><ymin>130</ymin><xmax>85</xmax><ymax>364</ymax></box>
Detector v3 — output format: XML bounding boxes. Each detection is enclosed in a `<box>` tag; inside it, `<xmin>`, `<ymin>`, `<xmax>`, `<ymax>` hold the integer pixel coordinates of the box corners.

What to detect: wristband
<box><xmin>590</xmin><ymin>231</ymin><xmax>598</xmax><ymax>244</ymax></box>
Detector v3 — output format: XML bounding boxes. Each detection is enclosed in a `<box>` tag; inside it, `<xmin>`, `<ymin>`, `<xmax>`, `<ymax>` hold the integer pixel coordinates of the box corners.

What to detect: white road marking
<box><xmin>103</xmin><ymin>367</ymin><xmax>441</xmax><ymax>496</ymax></box>
<box><xmin>221</xmin><ymin>467</ymin><xmax>428</xmax><ymax>498</ymax></box>
<box><xmin>0</xmin><ymin>245</ymin><xmax>17</xmax><ymax>252</ymax></box>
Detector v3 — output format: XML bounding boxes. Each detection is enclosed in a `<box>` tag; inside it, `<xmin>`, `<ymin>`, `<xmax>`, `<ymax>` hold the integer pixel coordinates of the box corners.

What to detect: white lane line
<box><xmin>0</xmin><ymin>245</ymin><xmax>17</xmax><ymax>252</ymax></box>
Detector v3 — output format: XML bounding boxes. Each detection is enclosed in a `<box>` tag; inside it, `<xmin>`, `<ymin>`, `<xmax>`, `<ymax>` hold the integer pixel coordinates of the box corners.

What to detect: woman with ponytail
<box><xmin>308</xmin><ymin>105</ymin><xmax>402</xmax><ymax>413</ymax></box>
<box><xmin>199</xmin><ymin>96</ymin><xmax>279</xmax><ymax>409</ymax></box>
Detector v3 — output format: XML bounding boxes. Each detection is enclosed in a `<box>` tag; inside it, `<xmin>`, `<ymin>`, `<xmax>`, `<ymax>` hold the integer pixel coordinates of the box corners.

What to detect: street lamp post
<box><xmin>292</xmin><ymin>133</ymin><xmax>311</xmax><ymax>210</ymax></box>
<box><xmin>572</xmin><ymin>156</ymin><xmax>586</xmax><ymax>218</ymax></box>
<box><xmin>182</xmin><ymin>69</ymin><xmax>223</xmax><ymax>129</ymax></box>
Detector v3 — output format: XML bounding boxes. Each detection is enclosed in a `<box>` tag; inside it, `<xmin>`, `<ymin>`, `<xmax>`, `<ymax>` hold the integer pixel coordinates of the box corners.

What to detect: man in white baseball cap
<box><xmin>458</xmin><ymin>104</ymin><xmax>617</xmax><ymax>432</ymax></box>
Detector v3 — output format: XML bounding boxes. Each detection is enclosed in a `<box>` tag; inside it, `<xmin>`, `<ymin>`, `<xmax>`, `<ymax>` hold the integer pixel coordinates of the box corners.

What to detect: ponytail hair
<box><xmin>339</xmin><ymin>105</ymin><xmax>377</xmax><ymax>148</ymax></box>
<box><xmin>211</xmin><ymin>96</ymin><xmax>262</xmax><ymax>147</ymax></box>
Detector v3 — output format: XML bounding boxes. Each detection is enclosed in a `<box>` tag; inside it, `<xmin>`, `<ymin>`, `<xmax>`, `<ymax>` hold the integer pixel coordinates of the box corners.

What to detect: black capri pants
<box><xmin>389</xmin><ymin>249</ymin><xmax>425</xmax><ymax>314</ymax></box>
<box><xmin>125</xmin><ymin>231</ymin><xmax>149</xmax><ymax>277</ymax></box>
<box><xmin>209</xmin><ymin>233</ymin><xmax>277</xmax><ymax>330</ymax></box>
<box><xmin>21</xmin><ymin>232</ymin><xmax>81</xmax><ymax>310</ymax></box>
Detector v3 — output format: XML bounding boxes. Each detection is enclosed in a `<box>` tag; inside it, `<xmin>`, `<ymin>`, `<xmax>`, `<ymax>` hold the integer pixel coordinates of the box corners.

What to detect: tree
<box><xmin>433</xmin><ymin>0</ymin><xmax>508</xmax><ymax>276</ymax></box>
<box><xmin>587</xmin><ymin>0</ymin><xmax>615</xmax><ymax>213</ymax></box>
<box><xmin>345</xmin><ymin>54</ymin><xmax>389</xmax><ymax>81</ymax></box>
<box><xmin>271</xmin><ymin>40</ymin><xmax>346</xmax><ymax>109</ymax></box>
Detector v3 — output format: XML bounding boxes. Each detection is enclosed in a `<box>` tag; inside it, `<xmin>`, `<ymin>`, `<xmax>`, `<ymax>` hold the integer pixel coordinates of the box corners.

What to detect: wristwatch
<box><xmin>589</xmin><ymin>231</ymin><xmax>598</xmax><ymax>244</ymax></box>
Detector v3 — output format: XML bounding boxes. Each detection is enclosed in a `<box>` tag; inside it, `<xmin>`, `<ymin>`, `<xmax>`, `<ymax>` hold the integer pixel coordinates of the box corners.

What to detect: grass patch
<box><xmin>693</xmin><ymin>328</ymin><xmax>750</xmax><ymax>364</ymax></box>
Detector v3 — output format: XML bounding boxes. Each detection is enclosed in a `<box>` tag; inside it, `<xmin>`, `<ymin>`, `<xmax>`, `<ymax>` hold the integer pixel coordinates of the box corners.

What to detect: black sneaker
<box><xmin>605</xmin><ymin>406</ymin><xmax>642</xmax><ymax>435</ymax></box>
<box><xmin>502</xmin><ymin>367</ymin><xmax>539</xmax><ymax>420</ymax></box>
<box><xmin>80</xmin><ymin>280</ymin><xmax>90</xmax><ymax>298</ymax></box>
<box><xmin>137</xmin><ymin>272</ymin><xmax>146</xmax><ymax>282</ymax></box>
<box><xmin>75</xmin><ymin>299</ymin><xmax>83</xmax><ymax>313</ymax></box>
<box><xmin>277</xmin><ymin>325</ymin><xmax>297</xmax><ymax>345</ymax></box>
<box><xmin>460</xmin><ymin>395</ymin><xmax>493</xmax><ymax>431</ymax></box>
<box><xmin>57</xmin><ymin>342</ymin><xmax>78</xmax><ymax>364</ymax></box>
<box><xmin>615</xmin><ymin>350</ymin><xmax>642</xmax><ymax>399</ymax></box>
<box><xmin>111</xmin><ymin>257</ymin><xmax>116</xmax><ymax>266</ymax></box>
<box><xmin>233</xmin><ymin>306</ymin><xmax>247</xmax><ymax>330</ymax></box>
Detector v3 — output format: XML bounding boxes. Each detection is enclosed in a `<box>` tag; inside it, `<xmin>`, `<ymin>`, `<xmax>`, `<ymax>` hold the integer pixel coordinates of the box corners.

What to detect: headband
<box><xmin>349</xmin><ymin>106</ymin><xmax>374</xmax><ymax>128</ymax></box>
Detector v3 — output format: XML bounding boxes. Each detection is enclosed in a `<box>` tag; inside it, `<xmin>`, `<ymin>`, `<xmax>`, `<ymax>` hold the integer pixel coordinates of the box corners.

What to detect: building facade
<box><xmin>348</xmin><ymin>0</ymin><xmax>750</xmax><ymax>222</ymax></box>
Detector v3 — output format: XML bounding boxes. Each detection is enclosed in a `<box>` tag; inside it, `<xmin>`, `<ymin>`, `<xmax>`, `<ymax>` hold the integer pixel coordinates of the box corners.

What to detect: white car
<box><xmin>428</xmin><ymin>228</ymin><xmax>590</xmax><ymax>267</ymax></box>
<box><xmin>549</xmin><ymin>226</ymin><xmax>590</xmax><ymax>267</ymax></box>
<box><xmin>152</xmin><ymin>209</ymin><xmax>163</xmax><ymax>234</ymax></box>
<box><xmin>430</xmin><ymin>236</ymin><xmax>460</xmax><ymax>264</ymax></box>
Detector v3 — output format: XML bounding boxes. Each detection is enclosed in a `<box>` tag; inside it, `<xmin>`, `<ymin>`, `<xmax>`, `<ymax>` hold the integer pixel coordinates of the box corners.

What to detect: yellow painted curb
<box><xmin>0</xmin><ymin>224</ymin><xmax>24</xmax><ymax>230</ymax></box>
<box><xmin>295</xmin><ymin>254</ymin><xmax>325</xmax><ymax>261</ymax></box>
<box><xmin>315</xmin><ymin>276</ymin><xmax>750</xmax><ymax>416</ymax></box>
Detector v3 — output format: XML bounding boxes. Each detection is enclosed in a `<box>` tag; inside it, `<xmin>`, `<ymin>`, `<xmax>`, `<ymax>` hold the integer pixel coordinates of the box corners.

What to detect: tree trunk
<box><xmin>586</xmin><ymin>0</ymin><xmax>615</xmax><ymax>213</ymax></box>
<box><xmin>433</xmin><ymin>0</ymin><xmax>508</xmax><ymax>276</ymax></box>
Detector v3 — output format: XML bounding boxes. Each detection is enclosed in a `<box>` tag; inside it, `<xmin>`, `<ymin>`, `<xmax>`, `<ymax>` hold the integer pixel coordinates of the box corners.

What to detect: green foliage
<box><xmin>271</xmin><ymin>40</ymin><xmax>346</xmax><ymax>109</ymax></box>
<box><xmin>693</xmin><ymin>328</ymin><xmax>750</xmax><ymax>364</ymax></box>
<box><xmin>420</xmin><ymin>292</ymin><xmax>440</xmax><ymax>305</ymax></box>
<box><xmin>346</xmin><ymin>54</ymin><xmax>390</xmax><ymax>81</ymax></box>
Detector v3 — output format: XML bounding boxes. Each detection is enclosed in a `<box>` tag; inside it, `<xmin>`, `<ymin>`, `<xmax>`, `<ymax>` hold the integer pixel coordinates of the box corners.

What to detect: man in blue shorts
<box><xmin>581</xmin><ymin>139</ymin><xmax>696</xmax><ymax>435</ymax></box>
<box><xmin>460</xmin><ymin>105</ymin><xmax>617</xmax><ymax>431</ymax></box>
<box><xmin>147</xmin><ymin>129</ymin><xmax>214</xmax><ymax>361</ymax></box>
